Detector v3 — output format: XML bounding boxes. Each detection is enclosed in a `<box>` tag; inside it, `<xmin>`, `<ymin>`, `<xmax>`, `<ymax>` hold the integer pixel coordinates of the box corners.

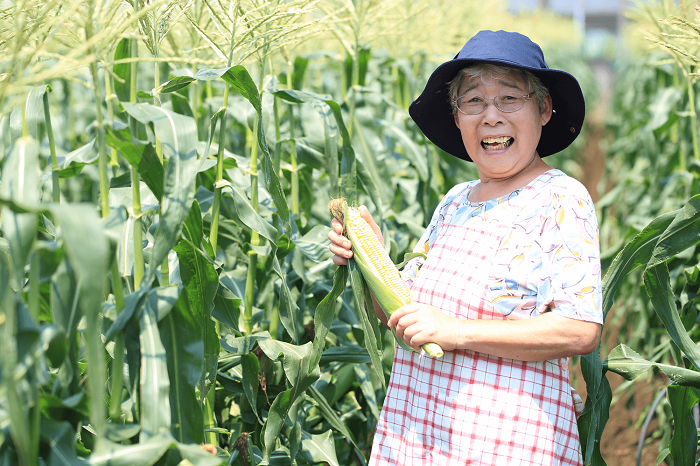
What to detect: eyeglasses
<box><xmin>453</xmin><ymin>92</ymin><xmax>535</xmax><ymax>115</ymax></box>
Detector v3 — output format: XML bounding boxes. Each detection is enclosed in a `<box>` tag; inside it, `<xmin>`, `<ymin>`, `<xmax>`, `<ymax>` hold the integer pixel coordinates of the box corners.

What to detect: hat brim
<box><xmin>409</xmin><ymin>58</ymin><xmax>585</xmax><ymax>162</ymax></box>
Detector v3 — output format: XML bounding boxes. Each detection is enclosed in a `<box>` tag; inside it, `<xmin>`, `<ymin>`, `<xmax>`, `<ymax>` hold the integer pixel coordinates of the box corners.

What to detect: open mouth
<box><xmin>481</xmin><ymin>136</ymin><xmax>514</xmax><ymax>151</ymax></box>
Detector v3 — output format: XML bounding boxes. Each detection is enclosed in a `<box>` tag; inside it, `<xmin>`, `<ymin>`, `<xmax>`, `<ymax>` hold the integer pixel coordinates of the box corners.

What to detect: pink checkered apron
<box><xmin>369</xmin><ymin>192</ymin><xmax>583</xmax><ymax>466</ymax></box>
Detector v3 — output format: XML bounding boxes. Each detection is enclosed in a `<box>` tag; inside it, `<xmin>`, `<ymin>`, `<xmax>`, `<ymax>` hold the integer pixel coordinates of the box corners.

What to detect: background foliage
<box><xmin>3</xmin><ymin>0</ymin><xmax>700</xmax><ymax>465</ymax></box>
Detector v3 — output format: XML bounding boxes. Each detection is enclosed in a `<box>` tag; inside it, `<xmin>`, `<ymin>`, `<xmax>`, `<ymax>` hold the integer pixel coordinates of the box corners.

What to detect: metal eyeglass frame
<box><xmin>453</xmin><ymin>92</ymin><xmax>536</xmax><ymax>115</ymax></box>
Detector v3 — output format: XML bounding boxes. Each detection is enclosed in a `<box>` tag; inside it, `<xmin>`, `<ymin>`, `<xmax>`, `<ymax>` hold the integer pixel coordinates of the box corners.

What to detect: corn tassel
<box><xmin>329</xmin><ymin>198</ymin><xmax>444</xmax><ymax>358</ymax></box>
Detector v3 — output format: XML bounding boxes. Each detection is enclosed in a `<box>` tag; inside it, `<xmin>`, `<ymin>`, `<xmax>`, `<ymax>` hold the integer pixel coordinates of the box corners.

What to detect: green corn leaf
<box><xmin>352</xmin><ymin>120</ymin><xmax>391</xmax><ymax>211</ymax></box>
<box><xmin>291</xmin><ymin>225</ymin><xmax>333</xmax><ymax>263</ymax></box>
<box><xmin>299</xmin><ymin>429</ymin><xmax>339</xmax><ymax>466</ymax></box>
<box><xmin>9</xmin><ymin>86</ymin><xmax>47</xmax><ymax>141</ymax></box>
<box><xmin>170</xmin><ymin>92</ymin><xmax>194</xmax><ymax>118</ymax></box>
<box><xmin>347</xmin><ymin>259</ymin><xmax>385</xmax><ymax>390</ymax></box>
<box><xmin>286</xmin><ymin>395</ymin><xmax>305</xmax><ymax>464</ymax></box>
<box><xmin>158</xmin><ymin>76</ymin><xmax>196</xmax><ymax>94</ymax></box>
<box><xmin>265</xmin><ymin>88</ymin><xmax>353</xmax><ymax>203</ymax></box>
<box><xmin>159</xmin><ymin>286</ymin><xmax>206</xmax><ymax>444</ymax></box>
<box><xmin>275</xmin><ymin>269</ymin><xmax>300</xmax><ymax>343</ymax></box>
<box><xmin>580</xmin><ymin>346</ymin><xmax>603</xmax><ymax>416</ymax></box>
<box><xmin>222</xmin><ymin>183</ymin><xmax>279</xmax><ymax>243</ymax></box>
<box><xmin>195</xmin><ymin>107</ymin><xmax>226</xmax><ymax>174</ymax></box>
<box><xmin>579</xmin><ymin>344</ymin><xmax>606</xmax><ymax>466</ymax></box>
<box><xmin>667</xmin><ymin>385</ymin><xmax>700</xmax><ymax>465</ymax></box>
<box><xmin>309</xmin><ymin>266</ymin><xmax>347</xmax><ymax>370</ymax></box>
<box><xmin>105</xmin><ymin>127</ymin><xmax>164</xmax><ymax>200</ymax></box>
<box><xmin>292</xmin><ymin>55</ymin><xmax>309</xmax><ymax>90</ymax></box>
<box><xmin>174</xmin><ymin>440</ymin><xmax>227</xmax><ymax>466</ymax></box>
<box><xmin>577</xmin><ymin>375</ymin><xmax>611</xmax><ymax>466</ymax></box>
<box><xmin>326</xmin><ymin>100</ymin><xmax>356</xmax><ymax>205</ymax></box>
<box><xmin>104</xmin><ymin>287</ymin><xmax>150</xmax><ymax>342</ymax></box>
<box><xmin>646</xmin><ymin>87</ymin><xmax>683</xmax><ymax>132</ymax></box>
<box><xmin>0</xmin><ymin>113</ymin><xmax>9</xmax><ymax>162</ymax></box>
<box><xmin>196</xmin><ymin>66</ymin><xmax>290</xmax><ymax>236</ymax></box>
<box><xmin>654</xmin><ymin>448</ymin><xmax>670</xmax><ymax>466</ymax></box>
<box><xmin>601</xmin><ymin>209</ymin><xmax>677</xmax><ymax>318</ymax></box>
<box><xmin>113</xmin><ymin>38</ymin><xmax>131</xmax><ymax>103</ymax></box>
<box><xmin>647</xmin><ymin>194</ymin><xmax>700</xmax><ymax>268</ymax></box>
<box><xmin>378</xmin><ymin>119</ymin><xmax>429</xmax><ymax>181</ymax></box>
<box><xmin>219</xmin><ymin>183</ymin><xmax>300</xmax><ymax>340</ymax></box>
<box><xmin>56</xmin><ymin>137</ymin><xmax>98</xmax><ymax>178</ymax></box>
<box><xmin>605</xmin><ymin>344</ymin><xmax>700</xmax><ymax>386</ymax></box>
<box><xmin>241</xmin><ymin>352</ymin><xmax>261</xmax><ymax>423</ymax></box>
<box><xmin>220</xmin><ymin>333</ymin><xmax>270</xmax><ymax>355</ymax></box>
<box><xmin>212</xmin><ymin>291</ymin><xmax>241</xmax><ymax>333</ymax></box>
<box><xmin>40</xmin><ymin>418</ymin><xmax>83</xmax><ymax>466</ymax></box>
<box><xmin>173</xmin><ymin>200</ymin><xmax>219</xmax><ymax>400</ymax></box>
<box><xmin>263</xmin><ymin>381</ymin><xmax>318</xmax><ymax>462</ymax></box>
<box><xmin>257</xmin><ymin>340</ymin><xmax>320</xmax><ymax>459</ymax></box>
<box><xmin>257</xmin><ymin>339</ymin><xmax>314</xmax><ymax>387</ymax></box>
<box><xmin>644</xmin><ymin>263</ymin><xmax>700</xmax><ymax>370</ymax></box>
<box><xmin>138</xmin><ymin>303</ymin><xmax>171</xmax><ymax>441</ymax></box>
<box><xmin>314</xmin><ymin>101</ymin><xmax>339</xmax><ymax>197</ymax></box>
<box><xmin>92</xmin><ymin>432</ymin><xmax>225</xmax><ymax>465</ymax></box>
<box><xmin>319</xmin><ymin>345</ymin><xmax>371</xmax><ymax>364</ymax></box>
<box><xmin>51</xmin><ymin>204</ymin><xmax>109</xmax><ymax>435</ymax></box>
<box><xmin>88</xmin><ymin>432</ymin><xmax>171</xmax><ymax>466</ymax></box>
<box><xmin>121</xmin><ymin>103</ymin><xmax>198</xmax><ymax>287</ymax></box>
<box><xmin>354</xmin><ymin>364</ymin><xmax>380</xmax><ymax>420</ymax></box>
<box><xmin>1</xmin><ymin>137</ymin><xmax>39</xmax><ymax>285</ymax></box>
<box><xmin>306</xmin><ymin>385</ymin><xmax>360</xmax><ymax>454</ymax></box>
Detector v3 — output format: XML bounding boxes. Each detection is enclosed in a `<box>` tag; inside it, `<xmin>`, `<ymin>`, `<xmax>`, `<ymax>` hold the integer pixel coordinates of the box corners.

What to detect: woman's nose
<box><xmin>481</xmin><ymin>100</ymin><xmax>504</xmax><ymax>125</ymax></box>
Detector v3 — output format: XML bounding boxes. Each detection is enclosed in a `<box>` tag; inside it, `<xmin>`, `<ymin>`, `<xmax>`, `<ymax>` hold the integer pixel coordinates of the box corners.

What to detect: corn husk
<box><xmin>330</xmin><ymin>198</ymin><xmax>443</xmax><ymax>358</ymax></box>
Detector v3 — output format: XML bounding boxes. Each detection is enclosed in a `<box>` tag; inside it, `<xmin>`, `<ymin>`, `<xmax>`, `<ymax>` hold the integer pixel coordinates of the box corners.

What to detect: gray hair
<box><xmin>447</xmin><ymin>64</ymin><xmax>550</xmax><ymax>115</ymax></box>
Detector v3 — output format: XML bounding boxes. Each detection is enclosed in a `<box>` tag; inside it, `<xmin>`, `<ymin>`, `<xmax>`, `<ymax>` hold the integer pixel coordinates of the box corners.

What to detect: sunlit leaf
<box><xmin>605</xmin><ymin>344</ymin><xmax>700</xmax><ymax>386</ymax></box>
<box><xmin>299</xmin><ymin>429</ymin><xmax>339</xmax><ymax>466</ymax></box>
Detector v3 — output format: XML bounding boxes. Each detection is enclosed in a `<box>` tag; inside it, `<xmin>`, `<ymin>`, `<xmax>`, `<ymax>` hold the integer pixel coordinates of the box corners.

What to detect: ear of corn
<box><xmin>329</xmin><ymin>198</ymin><xmax>444</xmax><ymax>358</ymax></box>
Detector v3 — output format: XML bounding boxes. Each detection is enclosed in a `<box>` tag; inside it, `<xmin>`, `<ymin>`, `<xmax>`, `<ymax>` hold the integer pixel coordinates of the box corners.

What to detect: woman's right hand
<box><xmin>328</xmin><ymin>205</ymin><xmax>383</xmax><ymax>266</ymax></box>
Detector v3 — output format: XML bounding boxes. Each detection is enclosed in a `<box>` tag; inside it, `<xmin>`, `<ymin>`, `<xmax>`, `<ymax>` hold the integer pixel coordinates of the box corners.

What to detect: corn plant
<box><xmin>577</xmin><ymin>2</ymin><xmax>700</xmax><ymax>465</ymax></box>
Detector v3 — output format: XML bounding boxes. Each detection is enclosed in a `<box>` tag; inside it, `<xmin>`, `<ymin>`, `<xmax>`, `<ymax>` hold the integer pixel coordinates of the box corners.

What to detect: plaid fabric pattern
<box><xmin>370</xmin><ymin>184</ymin><xmax>585</xmax><ymax>466</ymax></box>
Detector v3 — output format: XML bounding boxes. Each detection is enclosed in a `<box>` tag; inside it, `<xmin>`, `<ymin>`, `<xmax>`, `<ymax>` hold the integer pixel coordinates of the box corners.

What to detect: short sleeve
<box><xmin>535</xmin><ymin>190</ymin><xmax>603</xmax><ymax>324</ymax></box>
<box><xmin>487</xmin><ymin>175</ymin><xmax>603</xmax><ymax>324</ymax></box>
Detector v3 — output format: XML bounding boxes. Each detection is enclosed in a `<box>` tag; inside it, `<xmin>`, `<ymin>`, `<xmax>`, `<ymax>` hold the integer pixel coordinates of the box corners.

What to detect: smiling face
<box><xmin>453</xmin><ymin>70</ymin><xmax>553</xmax><ymax>184</ymax></box>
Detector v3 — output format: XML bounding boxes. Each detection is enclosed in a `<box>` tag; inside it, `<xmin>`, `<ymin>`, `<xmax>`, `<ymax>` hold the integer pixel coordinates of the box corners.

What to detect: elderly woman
<box><xmin>328</xmin><ymin>30</ymin><xmax>603</xmax><ymax>465</ymax></box>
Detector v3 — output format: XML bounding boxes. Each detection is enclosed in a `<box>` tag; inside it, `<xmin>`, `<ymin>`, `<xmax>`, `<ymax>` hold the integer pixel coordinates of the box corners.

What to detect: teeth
<box><xmin>482</xmin><ymin>137</ymin><xmax>511</xmax><ymax>144</ymax></box>
<box><xmin>481</xmin><ymin>136</ymin><xmax>514</xmax><ymax>151</ymax></box>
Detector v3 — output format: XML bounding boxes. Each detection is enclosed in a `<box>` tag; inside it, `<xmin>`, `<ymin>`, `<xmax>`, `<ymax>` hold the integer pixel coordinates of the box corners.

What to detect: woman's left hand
<box><xmin>388</xmin><ymin>303</ymin><xmax>464</xmax><ymax>352</ymax></box>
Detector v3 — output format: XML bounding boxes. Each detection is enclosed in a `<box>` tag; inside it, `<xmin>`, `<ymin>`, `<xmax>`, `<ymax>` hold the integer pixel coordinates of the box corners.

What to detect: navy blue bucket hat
<box><xmin>409</xmin><ymin>30</ymin><xmax>585</xmax><ymax>162</ymax></box>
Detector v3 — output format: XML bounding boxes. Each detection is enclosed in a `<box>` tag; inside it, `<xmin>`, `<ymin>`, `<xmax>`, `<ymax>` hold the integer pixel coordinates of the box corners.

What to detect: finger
<box><xmin>408</xmin><ymin>335</ymin><xmax>425</xmax><ymax>352</ymax></box>
<box><xmin>399</xmin><ymin>325</ymin><xmax>423</xmax><ymax>351</ymax></box>
<box><xmin>387</xmin><ymin>304</ymin><xmax>418</xmax><ymax>327</ymax></box>
<box><xmin>331</xmin><ymin>218</ymin><xmax>344</xmax><ymax>234</ymax></box>
<box><xmin>329</xmin><ymin>242</ymin><xmax>352</xmax><ymax>259</ymax></box>
<box><xmin>331</xmin><ymin>254</ymin><xmax>348</xmax><ymax>266</ymax></box>
<box><xmin>328</xmin><ymin>229</ymin><xmax>351</xmax><ymax>250</ymax></box>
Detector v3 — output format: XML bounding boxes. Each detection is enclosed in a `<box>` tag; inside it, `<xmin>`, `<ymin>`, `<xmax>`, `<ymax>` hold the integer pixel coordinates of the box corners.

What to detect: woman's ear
<box><xmin>541</xmin><ymin>95</ymin><xmax>553</xmax><ymax>126</ymax></box>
